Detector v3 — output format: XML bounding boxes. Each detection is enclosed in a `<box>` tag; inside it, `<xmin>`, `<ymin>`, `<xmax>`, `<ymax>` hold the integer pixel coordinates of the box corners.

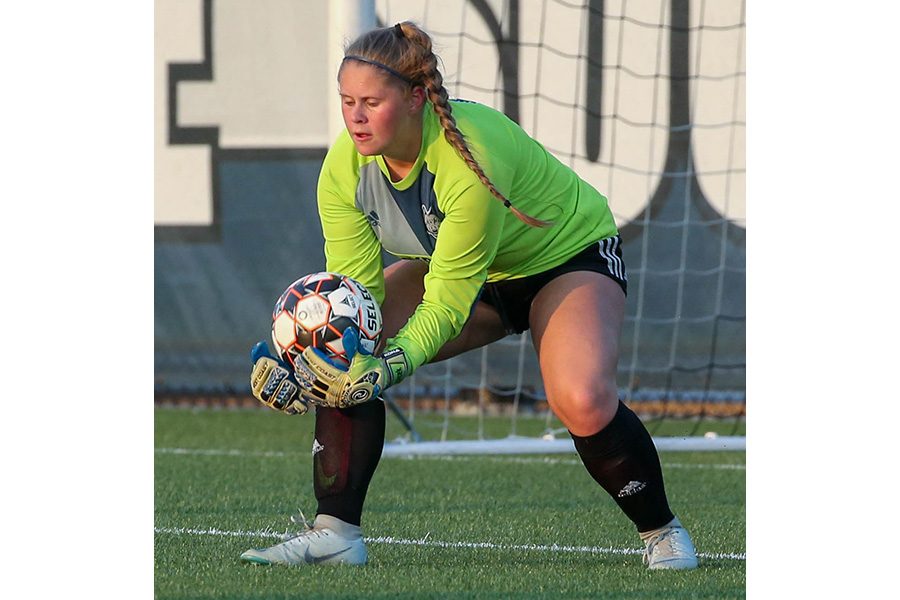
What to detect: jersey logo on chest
<box><xmin>422</xmin><ymin>204</ymin><xmax>440</xmax><ymax>239</ymax></box>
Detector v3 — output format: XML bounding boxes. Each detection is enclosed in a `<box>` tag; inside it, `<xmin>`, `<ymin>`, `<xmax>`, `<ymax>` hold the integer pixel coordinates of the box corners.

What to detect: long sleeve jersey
<box><xmin>316</xmin><ymin>99</ymin><xmax>618</xmax><ymax>374</ymax></box>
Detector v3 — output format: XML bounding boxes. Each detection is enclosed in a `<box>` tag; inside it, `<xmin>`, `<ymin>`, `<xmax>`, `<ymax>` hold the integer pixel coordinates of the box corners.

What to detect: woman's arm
<box><xmin>387</xmin><ymin>179</ymin><xmax>506</xmax><ymax>372</ymax></box>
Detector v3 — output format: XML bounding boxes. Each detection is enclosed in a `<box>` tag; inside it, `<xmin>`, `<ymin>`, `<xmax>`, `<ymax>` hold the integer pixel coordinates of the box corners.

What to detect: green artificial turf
<box><xmin>155</xmin><ymin>407</ymin><xmax>745</xmax><ymax>599</ymax></box>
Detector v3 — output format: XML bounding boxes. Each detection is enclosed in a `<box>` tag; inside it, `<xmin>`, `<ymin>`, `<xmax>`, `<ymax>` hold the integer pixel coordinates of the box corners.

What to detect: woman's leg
<box><xmin>529</xmin><ymin>271</ymin><xmax>675</xmax><ymax>532</ymax></box>
<box><xmin>243</xmin><ymin>262</ymin><xmax>513</xmax><ymax>565</ymax></box>
<box><xmin>315</xmin><ymin>260</ymin><xmax>508</xmax><ymax>525</ymax></box>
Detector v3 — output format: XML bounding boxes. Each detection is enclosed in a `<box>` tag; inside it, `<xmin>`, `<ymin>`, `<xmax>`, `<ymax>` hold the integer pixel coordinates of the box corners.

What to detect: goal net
<box><xmin>153</xmin><ymin>0</ymin><xmax>745</xmax><ymax>454</ymax></box>
<box><xmin>375</xmin><ymin>0</ymin><xmax>746</xmax><ymax>454</ymax></box>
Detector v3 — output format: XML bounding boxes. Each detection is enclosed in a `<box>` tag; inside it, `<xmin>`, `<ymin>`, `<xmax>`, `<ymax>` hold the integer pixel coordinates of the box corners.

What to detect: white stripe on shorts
<box><xmin>598</xmin><ymin>237</ymin><xmax>627</xmax><ymax>282</ymax></box>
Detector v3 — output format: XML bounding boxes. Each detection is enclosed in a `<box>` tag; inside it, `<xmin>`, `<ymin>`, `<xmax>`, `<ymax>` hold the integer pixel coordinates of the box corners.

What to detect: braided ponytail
<box><xmin>343</xmin><ymin>21</ymin><xmax>551</xmax><ymax>228</ymax></box>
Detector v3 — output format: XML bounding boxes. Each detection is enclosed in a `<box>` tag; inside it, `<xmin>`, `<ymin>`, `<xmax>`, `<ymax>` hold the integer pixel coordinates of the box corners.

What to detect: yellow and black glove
<box><xmin>248</xmin><ymin>341</ymin><xmax>309</xmax><ymax>415</ymax></box>
<box><xmin>294</xmin><ymin>329</ymin><xmax>410</xmax><ymax>408</ymax></box>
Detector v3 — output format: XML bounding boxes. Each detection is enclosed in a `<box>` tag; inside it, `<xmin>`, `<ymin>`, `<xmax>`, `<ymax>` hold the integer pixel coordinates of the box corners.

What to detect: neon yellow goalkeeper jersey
<box><xmin>317</xmin><ymin>99</ymin><xmax>618</xmax><ymax>373</ymax></box>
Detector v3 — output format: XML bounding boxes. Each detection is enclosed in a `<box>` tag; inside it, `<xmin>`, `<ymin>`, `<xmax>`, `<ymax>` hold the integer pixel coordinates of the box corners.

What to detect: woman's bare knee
<box><xmin>548</xmin><ymin>381</ymin><xmax>620</xmax><ymax>436</ymax></box>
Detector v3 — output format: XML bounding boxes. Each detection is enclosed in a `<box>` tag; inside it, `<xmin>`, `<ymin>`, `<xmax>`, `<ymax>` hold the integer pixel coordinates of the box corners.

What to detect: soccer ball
<box><xmin>271</xmin><ymin>272</ymin><xmax>382</xmax><ymax>369</ymax></box>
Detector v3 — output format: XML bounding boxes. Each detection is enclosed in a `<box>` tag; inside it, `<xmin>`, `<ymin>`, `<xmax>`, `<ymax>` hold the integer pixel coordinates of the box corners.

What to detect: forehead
<box><xmin>338</xmin><ymin>61</ymin><xmax>403</xmax><ymax>95</ymax></box>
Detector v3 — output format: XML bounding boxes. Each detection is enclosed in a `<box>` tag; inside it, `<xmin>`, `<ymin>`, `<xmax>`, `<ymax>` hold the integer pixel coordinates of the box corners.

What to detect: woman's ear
<box><xmin>409</xmin><ymin>85</ymin><xmax>426</xmax><ymax>112</ymax></box>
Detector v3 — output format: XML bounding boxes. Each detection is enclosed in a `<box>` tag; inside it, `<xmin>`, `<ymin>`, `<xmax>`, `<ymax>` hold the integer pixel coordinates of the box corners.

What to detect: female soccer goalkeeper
<box><xmin>244</xmin><ymin>21</ymin><xmax>698</xmax><ymax>570</ymax></box>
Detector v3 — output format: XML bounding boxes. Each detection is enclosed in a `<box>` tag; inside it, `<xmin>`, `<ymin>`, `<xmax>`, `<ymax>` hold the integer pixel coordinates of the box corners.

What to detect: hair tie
<box><xmin>393</xmin><ymin>23</ymin><xmax>404</xmax><ymax>38</ymax></box>
<box><xmin>342</xmin><ymin>55</ymin><xmax>413</xmax><ymax>85</ymax></box>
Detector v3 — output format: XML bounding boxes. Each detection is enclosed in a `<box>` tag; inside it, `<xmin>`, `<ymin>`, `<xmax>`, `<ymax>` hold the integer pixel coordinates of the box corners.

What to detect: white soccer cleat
<box><xmin>640</xmin><ymin>517</ymin><xmax>699</xmax><ymax>570</ymax></box>
<box><xmin>240</xmin><ymin>514</ymin><xmax>367</xmax><ymax>566</ymax></box>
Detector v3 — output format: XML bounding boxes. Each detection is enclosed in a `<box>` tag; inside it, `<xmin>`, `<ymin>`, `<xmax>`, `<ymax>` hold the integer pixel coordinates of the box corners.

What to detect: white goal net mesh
<box><xmin>153</xmin><ymin>0</ymin><xmax>745</xmax><ymax>453</ymax></box>
<box><xmin>376</xmin><ymin>0</ymin><xmax>745</xmax><ymax>452</ymax></box>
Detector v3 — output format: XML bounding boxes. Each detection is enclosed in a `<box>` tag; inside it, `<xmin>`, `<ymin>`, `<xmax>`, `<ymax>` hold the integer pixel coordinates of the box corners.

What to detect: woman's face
<box><xmin>338</xmin><ymin>61</ymin><xmax>422</xmax><ymax>159</ymax></box>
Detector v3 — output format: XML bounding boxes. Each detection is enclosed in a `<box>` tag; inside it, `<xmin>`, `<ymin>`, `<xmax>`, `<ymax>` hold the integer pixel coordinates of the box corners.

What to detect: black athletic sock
<box><xmin>570</xmin><ymin>400</ymin><xmax>675</xmax><ymax>532</ymax></box>
<box><xmin>312</xmin><ymin>400</ymin><xmax>385</xmax><ymax>526</ymax></box>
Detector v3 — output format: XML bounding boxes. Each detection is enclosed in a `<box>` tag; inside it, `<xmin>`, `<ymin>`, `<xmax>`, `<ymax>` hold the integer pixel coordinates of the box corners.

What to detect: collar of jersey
<box><xmin>374</xmin><ymin>152</ymin><xmax>424</xmax><ymax>191</ymax></box>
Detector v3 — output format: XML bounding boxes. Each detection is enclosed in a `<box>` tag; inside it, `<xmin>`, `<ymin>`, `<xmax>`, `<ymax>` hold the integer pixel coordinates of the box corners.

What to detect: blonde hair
<box><xmin>341</xmin><ymin>22</ymin><xmax>550</xmax><ymax>228</ymax></box>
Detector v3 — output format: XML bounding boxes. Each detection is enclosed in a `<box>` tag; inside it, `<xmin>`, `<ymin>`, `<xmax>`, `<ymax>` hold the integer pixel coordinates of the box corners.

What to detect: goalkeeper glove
<box><xmin>249</xmin><ymin>341</ymin><xmax>309</xmax><ymax>415</ymax></box>
<box><xmin>294</xmin><ymin>328</ymin><xmax>411</xmax><ymax>408</ymax></box>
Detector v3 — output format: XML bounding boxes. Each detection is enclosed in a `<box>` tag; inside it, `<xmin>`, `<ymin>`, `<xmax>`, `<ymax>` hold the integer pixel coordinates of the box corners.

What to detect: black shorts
<box><xmin>479</xmin><ymin>235</ymin><xmax>627</xmax><ymax>335</ymax></box>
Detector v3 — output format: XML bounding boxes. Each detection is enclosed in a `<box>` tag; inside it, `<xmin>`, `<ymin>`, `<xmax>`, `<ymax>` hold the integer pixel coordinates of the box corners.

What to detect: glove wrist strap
<box><xmin>382</xmin><ymin>348</ymin><xmax>411</xmax><ymax>386</ymax></box>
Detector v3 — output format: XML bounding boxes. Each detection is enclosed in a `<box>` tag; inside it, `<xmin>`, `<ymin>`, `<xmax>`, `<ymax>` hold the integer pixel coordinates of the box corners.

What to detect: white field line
<box><xmin>153</xmin><ymin>525</ymin><xmax>746</xmax><ymax>561</ymax></box>
<box><xmin>155</xmin><ymin>447</ymin><xmax>745</xmax><ymax>471</ymax></box>
<box><xmin>155</xmin><ymin>448</ymin><xmax>289</xmax><ymax>458</ymax></box>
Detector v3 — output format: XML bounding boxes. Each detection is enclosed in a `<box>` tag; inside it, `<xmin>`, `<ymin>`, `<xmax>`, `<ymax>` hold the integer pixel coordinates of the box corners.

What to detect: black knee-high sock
<box><xmin>570</xmin><ymin>400</ymin><xmax>674</xmax><ymax>532</ymax></box>
<box><xmin>312</xmin><ymin>400</ymin><xmax>385</xmax><ymax>526</ymax></box>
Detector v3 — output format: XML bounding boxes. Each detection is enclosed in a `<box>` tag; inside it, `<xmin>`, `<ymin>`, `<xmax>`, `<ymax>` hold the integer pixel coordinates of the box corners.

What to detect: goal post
<box><xmin>383</xmin><ymin>435</ymin><xmax>746</xmax><ymax>457</ymax></box>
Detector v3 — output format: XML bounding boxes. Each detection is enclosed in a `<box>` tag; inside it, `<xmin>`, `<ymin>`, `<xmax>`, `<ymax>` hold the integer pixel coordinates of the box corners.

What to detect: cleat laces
<box><xmin>643</xmin><ymin>527</ymin><xmax>685</xmax><ymax>565</ymax></box>
<box><xmin>281</xmin><ymin>509</ymin><xmax>319</xmax><ymax>542</ymax></box>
